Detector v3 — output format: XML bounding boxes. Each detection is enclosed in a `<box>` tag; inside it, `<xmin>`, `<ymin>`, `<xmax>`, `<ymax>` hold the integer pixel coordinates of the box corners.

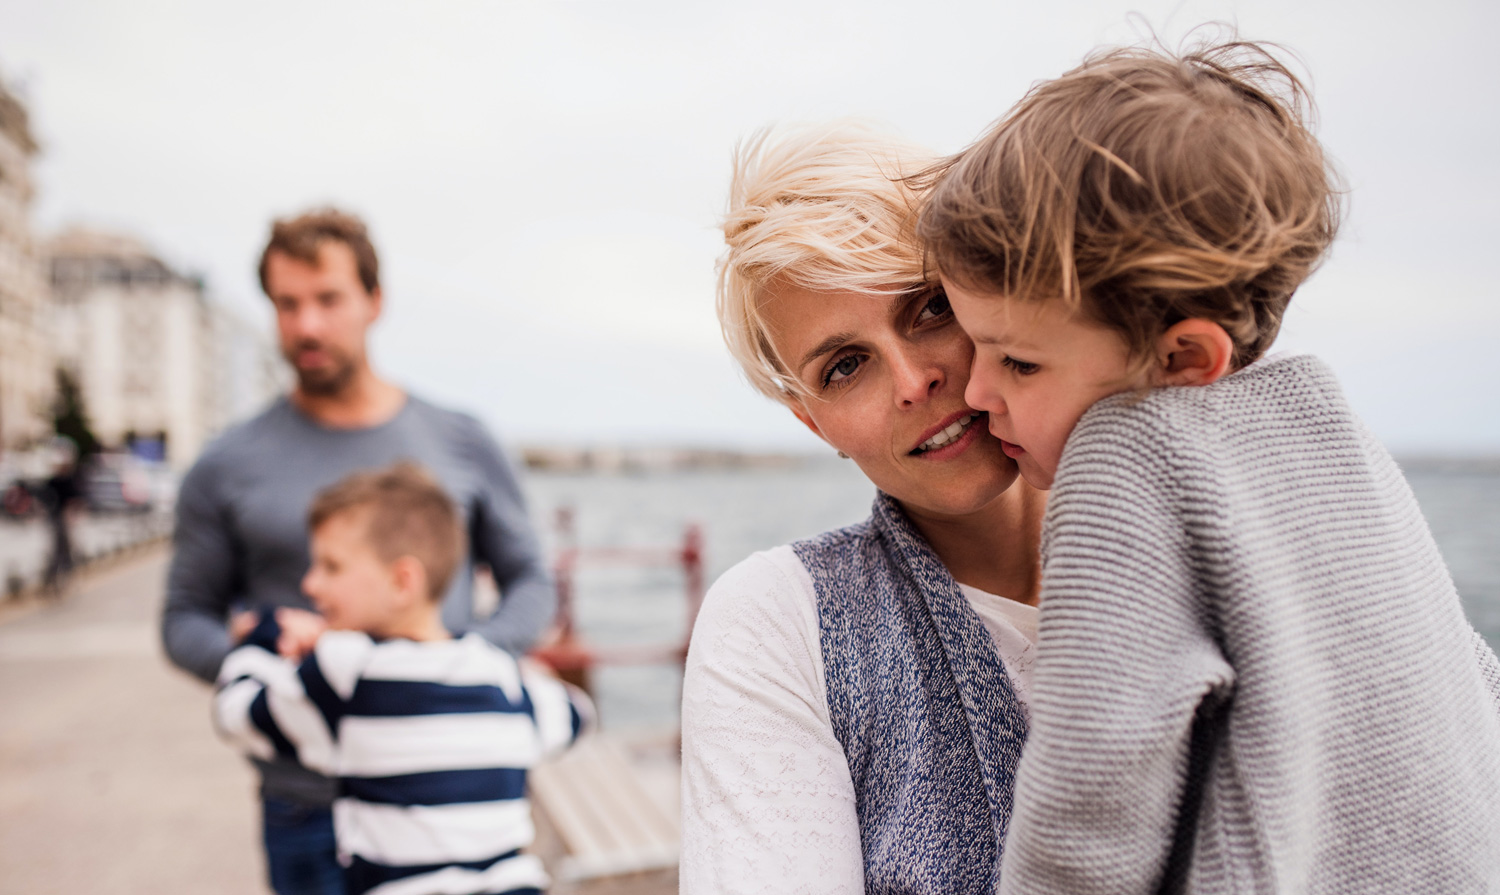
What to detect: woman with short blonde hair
<box><xmin>681</xmin><ymin>122</ymin><xmax>1046</xmax><ymax>893</ymax></box>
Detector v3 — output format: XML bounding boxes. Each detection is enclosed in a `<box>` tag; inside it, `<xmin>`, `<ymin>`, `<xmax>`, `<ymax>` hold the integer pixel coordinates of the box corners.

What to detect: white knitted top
<box><xmin>999</xmin><ymin>354</ymin><xmax>1500</xmax><ymax>895</ymax></box>
<box><xmin>680</xmin><ymin>545</ymin><xmax>1039</xmax><ymax>894</ymax></box>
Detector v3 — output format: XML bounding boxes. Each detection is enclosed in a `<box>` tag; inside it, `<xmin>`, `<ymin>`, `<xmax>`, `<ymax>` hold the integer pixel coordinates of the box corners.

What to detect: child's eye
<box><xmin>914</xmin><ymin>290</ymin><xmax>952</xmax><ymax>324</ymax></box>
<box><xmin>823</xmin><ymin>352</ymin><xmax>866</xmax><ymax>387</ymax></box>
<box><xmin>1002</xmin><ymin>356</ymin><xmax>1039</xmax><ymax>375</ymax></box>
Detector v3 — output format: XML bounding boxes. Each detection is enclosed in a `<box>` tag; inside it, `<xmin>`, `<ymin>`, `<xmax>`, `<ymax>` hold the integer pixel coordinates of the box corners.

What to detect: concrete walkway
<box><xmin>1</xmin><ymin>512</ymin><xmax>173</xmax><ymax>596</ymax></box>
<box><xmin>0</xmin><ymin>549</ymin><xmax>264</xmax><ymax>894</ymax></box>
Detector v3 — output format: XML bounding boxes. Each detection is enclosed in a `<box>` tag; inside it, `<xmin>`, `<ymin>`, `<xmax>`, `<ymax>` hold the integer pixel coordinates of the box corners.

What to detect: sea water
<box><xmin>521</xmin><ymin>458</ymin><xmax>1500</xmax><ymax>729</ymax></box>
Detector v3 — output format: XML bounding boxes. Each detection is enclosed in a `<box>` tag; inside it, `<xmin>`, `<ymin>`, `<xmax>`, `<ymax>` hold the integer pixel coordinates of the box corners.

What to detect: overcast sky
<box><xmin>2</xmin><ymin>0</ymin><xmax>1496</xmax><ymax>453</ymax></box>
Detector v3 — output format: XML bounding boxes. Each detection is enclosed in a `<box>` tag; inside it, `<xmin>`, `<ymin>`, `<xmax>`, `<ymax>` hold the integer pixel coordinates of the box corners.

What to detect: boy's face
<box><xmin>945</xmin><ymin>279</ymin><xmax>1144</xmax><ymax>490</ymax></box>
<box><xmin>302</xmin><ymin>511</ymin><xmax>403</xmax><ymax>635</ymax></box>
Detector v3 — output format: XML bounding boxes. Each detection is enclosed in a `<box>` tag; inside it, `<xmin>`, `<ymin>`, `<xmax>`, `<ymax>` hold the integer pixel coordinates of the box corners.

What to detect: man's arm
<box><xmin>460</xmin><ymin>419</ymin><xmax>555</xmax><ymax>654</ymax></box>
<box><xmin>161</xmin><ymin>458</ymin><xmax>241</xmax><ymax>683</ymax></box>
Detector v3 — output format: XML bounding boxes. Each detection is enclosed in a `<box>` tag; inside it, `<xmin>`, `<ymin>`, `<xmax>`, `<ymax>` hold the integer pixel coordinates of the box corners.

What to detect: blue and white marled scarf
<box><xmin>794</xmin><ymin>493</ymin><xmax>1029</xmax><ymax>894</ymax></box>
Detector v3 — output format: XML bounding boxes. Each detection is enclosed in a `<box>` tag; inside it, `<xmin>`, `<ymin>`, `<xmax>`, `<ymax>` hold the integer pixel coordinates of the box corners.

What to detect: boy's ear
<box><xmin>1153</xmin><ymin>319</ymin><xmax>1235</xmax><ymax>387</ymax></box>
<box><xmin>390</xmin><ymin>555</ymin><xmax>428</xmax><ymax>603</ymax></box>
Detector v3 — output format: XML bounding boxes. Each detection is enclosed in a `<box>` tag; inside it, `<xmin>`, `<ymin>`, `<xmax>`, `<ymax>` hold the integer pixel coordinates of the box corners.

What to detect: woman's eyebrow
<box><xmin>799</xmin><ymin>332</ymin><xmax>857</xmax><ymax>371</ymax></box>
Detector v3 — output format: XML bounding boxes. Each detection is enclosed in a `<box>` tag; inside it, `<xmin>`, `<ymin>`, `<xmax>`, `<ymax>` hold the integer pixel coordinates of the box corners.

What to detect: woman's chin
<box><xmin>883</xmin><ymin>451</ymin><xmax>1022</xmax><ymax>519</ymax></box>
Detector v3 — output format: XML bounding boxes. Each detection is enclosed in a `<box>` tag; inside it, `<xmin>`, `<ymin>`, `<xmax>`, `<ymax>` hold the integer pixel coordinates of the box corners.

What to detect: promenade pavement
<box><xmin>0</xmin><ymin>512</ymin><xmax>173</xmax><ymax>595</ymax></box>
<box><xmin>0</xmin><ymin>549</ymin><xmax>264</xmax><ymax>894</ymax></box>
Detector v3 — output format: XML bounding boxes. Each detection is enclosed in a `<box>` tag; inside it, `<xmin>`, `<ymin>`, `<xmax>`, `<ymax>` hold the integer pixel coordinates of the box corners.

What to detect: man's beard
<box><xmin>285</xmin><ymin>342</ymin><xmax>356</xmax><ymax>397</ymax></box>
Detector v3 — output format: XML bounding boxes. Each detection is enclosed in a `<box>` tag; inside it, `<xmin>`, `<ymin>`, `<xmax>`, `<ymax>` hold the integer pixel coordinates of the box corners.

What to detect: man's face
<box><xmin>945</xmin><ymin>279</ymin><xmax>1144</xmax><ymax>490</ymax></box>
<box><xmin>302</xmin><ymin>511</ymin><xmax>401</xmax><ymax>635</ymax></box>
<box><xmin>265</xmin><ymin>242</ymin><xmax>380</xmax><ymax>397</ymax></box>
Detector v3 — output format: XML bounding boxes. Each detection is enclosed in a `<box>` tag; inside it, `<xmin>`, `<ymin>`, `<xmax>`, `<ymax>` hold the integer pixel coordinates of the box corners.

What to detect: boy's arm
<box><xmin>999</xmin><ymin>431</ymin><xmax>1235</xmax><ymax>895</ymax></box>
<box><xmin>519</xmin><ymin>659</ymin><xmax>593</xmax><ymax>759</ymax></box>
<box><xmin>212</xmin><ymin>616</ymin><xmax>350</xmax><ymax>775</ymax></box>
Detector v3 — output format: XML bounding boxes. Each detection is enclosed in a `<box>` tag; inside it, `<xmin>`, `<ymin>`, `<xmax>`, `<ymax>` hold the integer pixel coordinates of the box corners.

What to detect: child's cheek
<box><xmin>1019</xmin><ymin>454</ymin><xmax>1056</xmax><ymax>491</ymax></box>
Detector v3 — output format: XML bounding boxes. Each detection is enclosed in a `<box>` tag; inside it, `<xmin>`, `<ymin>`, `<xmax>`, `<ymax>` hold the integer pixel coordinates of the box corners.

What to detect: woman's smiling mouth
<box><xmin>911</xmin><ymin>412</ymin><xmax>983</xmax><ymax>455</ymax></box>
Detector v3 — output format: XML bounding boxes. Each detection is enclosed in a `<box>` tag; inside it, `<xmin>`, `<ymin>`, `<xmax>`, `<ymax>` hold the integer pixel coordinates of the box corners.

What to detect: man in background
<box><xmin>161</xmin><ymin>208</ymin><xmax>555</xmax><ymax>895</ymax></box>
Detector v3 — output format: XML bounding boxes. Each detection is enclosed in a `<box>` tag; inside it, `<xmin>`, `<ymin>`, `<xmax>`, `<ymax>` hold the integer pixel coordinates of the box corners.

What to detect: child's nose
<box><xmin>965</xmin><ymin>370</ymin><xmax>1005</xmax><ymax>416</ymax></box>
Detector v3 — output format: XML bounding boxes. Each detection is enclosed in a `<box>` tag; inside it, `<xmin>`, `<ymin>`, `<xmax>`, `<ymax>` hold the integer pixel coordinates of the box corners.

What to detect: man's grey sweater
<box><xmin>1000</xmin><ymin>354</ymin><xmax>1500</xmax><ymax>895</ymax></box>
<box><xmin>162</xmin><ymin>394</ymin><xmax>554</xmax><ymax>803</ymax></box>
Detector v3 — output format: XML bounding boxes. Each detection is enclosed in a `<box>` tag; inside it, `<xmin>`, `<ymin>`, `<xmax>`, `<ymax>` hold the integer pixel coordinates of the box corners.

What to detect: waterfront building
<box><xmin>207</xmin><ymin>300</ymin><xmax>285</xmax><ymax>434</ymax></box>
<box><xmin>46</xmin><ymin>228</ymin><xmax>279</xmax><ymax>469</ymax></box>
<box><xmin>0</xmin><ymin>77</ymin><xmax>54</xmax><ymax>451</ymax></box>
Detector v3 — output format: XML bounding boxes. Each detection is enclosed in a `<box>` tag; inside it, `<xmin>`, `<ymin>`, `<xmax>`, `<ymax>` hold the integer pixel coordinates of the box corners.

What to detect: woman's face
<box><xmin>762</xmin><ymin>281</ymin><xmax>1020</xmax><ymax>519</ymax></box>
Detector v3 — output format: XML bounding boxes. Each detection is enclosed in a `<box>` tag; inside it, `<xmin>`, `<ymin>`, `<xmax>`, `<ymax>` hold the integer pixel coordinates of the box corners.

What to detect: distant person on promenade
<box><xmin>162</xmin><ymin>208</ymin><xmax>554</xmax><ymax>895</ymax></box>
<box><xmin>919</xmin><ymin>37</ymin><xmax>1500</xmax><ymax>893</ymax></box>
<box><xmin>214</xmin><ymin>463</ymin><xmax>589</xmax><ymax>895</ymax></box>
<box><xmin>40</xmin><ymin>437</ymin><xmax>82</xmax><ymax>596</ymax></box>
<box><xmin>681</xmin><ymin>123</ymin><xmax>1048</xmax><ymax>893</ymax></box>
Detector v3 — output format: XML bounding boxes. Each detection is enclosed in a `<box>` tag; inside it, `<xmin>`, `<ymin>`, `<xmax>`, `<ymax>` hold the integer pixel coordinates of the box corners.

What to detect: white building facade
<box><xmin>47</xmin><ymin>229</ymin><xmax>280</xmax><ymax>470</ymax></box>
<box><xmin>207</xmin><ymin>300</ymin><xmax>285</xmax><ymax>434</ymax></box>
<box><xmin>0</xmin><ymin>79</ymin><xmax>53</xmax><ymax>451</ymax></box>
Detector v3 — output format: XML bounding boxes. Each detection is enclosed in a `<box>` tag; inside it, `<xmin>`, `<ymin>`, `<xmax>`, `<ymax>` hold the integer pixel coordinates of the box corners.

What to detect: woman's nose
<box><xmin>891</xmin><ymin>350</ymin><xmax>944</xmax><ymax>407</ymax></box>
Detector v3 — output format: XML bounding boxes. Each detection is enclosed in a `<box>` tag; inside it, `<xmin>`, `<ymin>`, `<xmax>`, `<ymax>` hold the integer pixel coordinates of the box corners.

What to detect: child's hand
<box><xmin>274</xmin><ymin>608</ymin><xmax>327</xmax><ymax>661</ymax></box>
<box><xmin>228</xmin><ymin>610</ymin><xmax>260</xmax><ymax>645</ymax></box>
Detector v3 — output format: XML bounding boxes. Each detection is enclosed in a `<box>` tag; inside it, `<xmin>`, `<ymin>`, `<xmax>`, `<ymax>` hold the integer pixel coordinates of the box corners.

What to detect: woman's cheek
<box><xmin>827</xmin><ymin>399</ymin><xmax>885</xmax><ymax>461</ymax></box>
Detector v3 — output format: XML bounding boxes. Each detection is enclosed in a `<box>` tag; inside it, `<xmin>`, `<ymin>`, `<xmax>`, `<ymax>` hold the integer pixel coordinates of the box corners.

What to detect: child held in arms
<box><xmin>919</xmin><ymin>34</ymin><xmax>1500</xmax><ymax>894</ymax></box>
<box><xmin>214</xmin><ymin>462</ymin><xmax>590</xmax><ymax>895</ymax></box>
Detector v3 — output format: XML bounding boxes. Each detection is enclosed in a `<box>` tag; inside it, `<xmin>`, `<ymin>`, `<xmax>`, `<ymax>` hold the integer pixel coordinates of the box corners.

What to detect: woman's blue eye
<box><xmin>824</xmin><ymin>353</ymin><xmax>864</xmax><ymax>386</ymax></box>
<box><xmin>1002</xmin><ymin>356</ymin><xmax>1039</xmax><ymax>375</ymax></box>
<box><xmin>915</xmin><ymin>291</ymin><xmax>951</xmax><ymax>323</ymax></box>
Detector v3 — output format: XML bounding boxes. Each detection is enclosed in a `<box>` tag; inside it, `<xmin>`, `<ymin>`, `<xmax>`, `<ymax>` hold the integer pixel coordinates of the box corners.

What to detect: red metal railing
<box><xmin>529</xmin><ymin>507</ymin><xmax>704</xmax><ymax>692</ymax></box>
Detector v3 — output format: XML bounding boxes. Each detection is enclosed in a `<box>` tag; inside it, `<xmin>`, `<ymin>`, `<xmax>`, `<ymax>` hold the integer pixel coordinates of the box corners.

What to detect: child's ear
<box><xmin>390</xmin><ymin>556</ymin><xmax>427</xmax><ymax>603</ymax></box>
<box><xmin>1153</xmin><ymin>319</ymin><xmax>1235</xmax><ymax>387</ymax></box>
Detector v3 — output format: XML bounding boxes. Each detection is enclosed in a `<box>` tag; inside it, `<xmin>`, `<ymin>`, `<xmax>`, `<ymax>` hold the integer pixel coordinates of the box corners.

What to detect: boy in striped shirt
<box><xmin>214</xmin><ymin>462</ymin><xmax>589</xmax><ymax>895</ymax></box>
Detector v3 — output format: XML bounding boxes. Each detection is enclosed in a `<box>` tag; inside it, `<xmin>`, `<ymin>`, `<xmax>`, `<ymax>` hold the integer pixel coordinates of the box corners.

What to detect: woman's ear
<box><xmin>789</xmin><ymin>403</ymin><xmax>825</xmax><ymax>442</ymax></box>
<box><xmin>1153</xmin><ymin>319</ymin><xmax>1235</xmax><ymax>387</ymax></box>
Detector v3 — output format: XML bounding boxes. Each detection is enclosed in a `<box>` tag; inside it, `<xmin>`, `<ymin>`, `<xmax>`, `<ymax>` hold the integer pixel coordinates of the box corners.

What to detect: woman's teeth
<box><xmin>916</xmin><ymin>413</ymin><xmax>979</xmax><ymax>453</ymax></box>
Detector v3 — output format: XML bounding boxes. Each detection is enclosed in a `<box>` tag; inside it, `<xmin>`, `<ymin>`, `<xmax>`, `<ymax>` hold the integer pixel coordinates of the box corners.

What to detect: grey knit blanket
<box><xmin>1000</xmin><ymin>354</ymin><xmax>1500</xmax><ymax>895</ymax></box>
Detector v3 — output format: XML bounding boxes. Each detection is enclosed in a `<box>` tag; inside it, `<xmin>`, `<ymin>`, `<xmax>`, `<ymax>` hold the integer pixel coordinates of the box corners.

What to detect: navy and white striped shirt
<box><xmin>214</xmin><ymin>630</ymin><xmax>587</xmax><ymax>895</ymax></box>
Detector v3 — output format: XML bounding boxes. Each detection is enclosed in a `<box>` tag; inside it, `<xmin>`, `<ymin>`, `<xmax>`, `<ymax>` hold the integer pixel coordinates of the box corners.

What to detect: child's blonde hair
<box><xmin>919</xmin><ymin>34</ymin><xmax>1343</xmax><ymax>369</ymax></box>
<box><xmin>717</xmin><ymin>121</ymin><xmax>937</xmax><ymax>404</ymax></box>
<box><xmin>308</xmin><ymin>462</ymin><xmax>464</xmax><ymax>600</ymax></box>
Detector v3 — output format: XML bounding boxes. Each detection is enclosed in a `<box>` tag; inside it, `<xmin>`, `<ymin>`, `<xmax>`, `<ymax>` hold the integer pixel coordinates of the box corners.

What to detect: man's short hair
<box><xmin>919</xmin><ymin>34</ymin><xmax>1343</xmax><ymax>370</ymax></box>
<box><xmin>717</xmin><ymin>121</ymin><xmax>938</xmax><ymax>405</ymax></box>
<box><xmin>307</xmin><ymin>463</ymin><xmax>464</xmax><ymax>600</ymax></box>
<box><xmin>258</xmin><ymin>207</ymin><xmax>381</xmax><ymax>296</ymax></box>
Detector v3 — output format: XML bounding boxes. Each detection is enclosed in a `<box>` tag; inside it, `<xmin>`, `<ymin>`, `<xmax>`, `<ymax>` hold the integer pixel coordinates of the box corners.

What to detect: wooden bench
<box><xmin>530</xmin><ymin>734</ymin><xmax>679</xmax><ymax>893</ymax></box>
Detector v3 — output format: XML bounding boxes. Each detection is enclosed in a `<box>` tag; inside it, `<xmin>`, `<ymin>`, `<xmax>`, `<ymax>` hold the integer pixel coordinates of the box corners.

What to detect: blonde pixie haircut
<box><xmin>717</xmin><ymin>122</ymin><xmax>938</xmax><ymax>405</ymax></box>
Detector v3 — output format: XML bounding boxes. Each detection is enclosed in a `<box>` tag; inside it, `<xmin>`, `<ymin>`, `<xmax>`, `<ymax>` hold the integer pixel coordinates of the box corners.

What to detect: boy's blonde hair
<box><xmin>919</xmin><ymin>35</ymin><xmax>1343</xmax><ymax>369</ymax></box>
<box><xmin>717</xmin><ymin>121</ymin><xmax>938</xmax><ymax>404</ymax></box>
<box><xmin>308</xmin><ymin>462</ymin><xmax>464</xmax><ymax>600</ymax></box>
